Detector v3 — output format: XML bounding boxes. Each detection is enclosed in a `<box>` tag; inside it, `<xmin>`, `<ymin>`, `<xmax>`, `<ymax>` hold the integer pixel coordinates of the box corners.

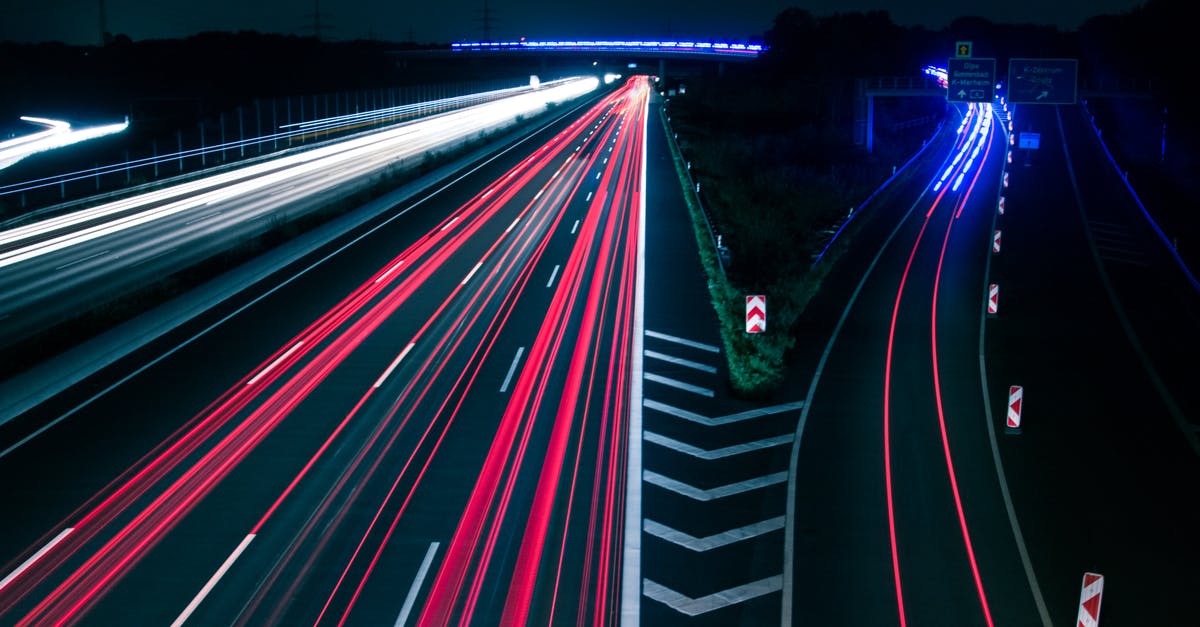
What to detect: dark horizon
<box><xmin>1</xmin><ymin>0</ymin><xmax>1147</xmax><ymax>47</ymax></box>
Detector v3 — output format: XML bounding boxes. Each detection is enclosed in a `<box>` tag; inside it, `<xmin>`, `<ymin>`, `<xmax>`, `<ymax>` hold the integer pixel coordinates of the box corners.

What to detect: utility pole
<box><xmin>475</xmin><ymin>0</ymin><xmax>497</xmax><ymax>42</ymax></box>
<box><xmin>98</xmin><ymin>0</ymin><xmax>110</xmax><ymax>45</ymax></box>
<box><xmin>306</xmin><ymin>0</ymin><xmax>334</xmax><ymax>41</ymax></box>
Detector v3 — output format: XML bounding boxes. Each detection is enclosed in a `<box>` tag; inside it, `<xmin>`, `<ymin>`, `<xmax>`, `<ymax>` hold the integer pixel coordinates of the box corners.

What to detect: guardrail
<box><xmin>659</xmin><ymin>101</ymin><xmax>726</xmax><ymax>277</ymax></box>
<box><xmin>1080</xmin><ymin>99</ymin><xmax>1199</xmax><ymax>292</ymax></box>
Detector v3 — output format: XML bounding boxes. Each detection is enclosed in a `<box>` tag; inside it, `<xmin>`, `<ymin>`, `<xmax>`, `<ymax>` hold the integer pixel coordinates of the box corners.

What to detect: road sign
<box><xmin>987</xmin><ymin>283</ymin><xmax>999</xmax><ymax>317</ymax></box>
<box><xmin>1008</xmin><ymin>58</ymin><xmax>1078</xmax><ymax>104</ymax></box>
<box><xmin>947</xmin><ymin>57</ymin><xmax>996</xmax><ymax>102</ymax></box>
<box><xmin>955</xmin><ymin>41</ymin><xmax>972</xmax><ymax>57</ymax></box>
<box><xmin>746</xmin><ymin>295</ymin><xmax>766</xmax><ymax>333</ymax></box>
<box><xmin>1076</xmin><ymin>572</ymin><xmax>1104</xmax><ymax>627</ymax></box>
<box><xmin>1006</xmin><ymin>385</ymin><xmax>1023</xmax><ymax>432</ymax></box>
<box><xmin>1019</xmin><ymin>132</ymin><xmax>1041</xmax><ymax>149</ymax></box>
<box><xmin>993</xmin><ymin>230</ymin><xmax>1002</xmax><ymax>254</ymax></box>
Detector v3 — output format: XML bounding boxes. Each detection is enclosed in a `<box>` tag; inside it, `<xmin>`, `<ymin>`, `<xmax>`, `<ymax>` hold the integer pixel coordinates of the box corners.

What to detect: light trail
<box><xmin>300</xmin><ymin>102</ymin><xmax>623</xmax><ymax>625</ymax></box>
<box><xmin>416</xmin><ymin>77</ymin><xmax>648</xmax><ymax>626</ymax></box>
<box><xmin>1</xmin><ymin>128</ymin><xmax>566</xmax><ymax>621</ymax></box>
<box><xmin>0</xmin><ymin>116</ymin><xmax>128</xmax><ymax>172</ymax></box>
<box><xmin>231</xmin><ymin>81</ymin><xmax>633</xmax><ymax>626</ymax></box>
<box><xmin>0</xmin><ymin>78</ymin><xmax>599</xmax><ymax>268</ymax></box>
<box><xmin>928</xmin><ymin>114</ymin><xmax>998</xmax><ymax>625</ymax></box>
<box><xmin>0</xmin><ymin>77</ymin><xmax>641</xmax><ymax>627</ymax></box>
<box><xmin>881</xmin><ymin>101</ymin><xmax>996</xmax><ymax>626</ymax></box>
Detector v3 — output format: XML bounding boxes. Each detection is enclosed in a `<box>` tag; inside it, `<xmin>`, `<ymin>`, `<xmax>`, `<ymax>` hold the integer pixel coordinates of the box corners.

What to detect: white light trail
<box><xmin>0</xmin><ymin>117</ymin><xmax>128</xmax><ymax>172</ymax></box>
<box><xmin>0</xmin><ymin>78</ymin><xmax>599</xmax><ymax>269</ymax></box>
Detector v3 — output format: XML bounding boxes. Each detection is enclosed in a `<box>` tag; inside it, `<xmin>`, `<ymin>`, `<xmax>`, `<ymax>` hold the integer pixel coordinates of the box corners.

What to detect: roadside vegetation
<box><xmin>663</xmin><ymin>9</ymin><xmax>947</xmax><ymax>396</ymax></box>
<box><xmin>664</xmin><ymin>2</ymin><xmax>1187</xmax><ymax>397</ymax></box>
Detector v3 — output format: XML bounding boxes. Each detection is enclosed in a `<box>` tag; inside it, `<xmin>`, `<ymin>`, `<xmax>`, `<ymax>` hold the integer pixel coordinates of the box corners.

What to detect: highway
<box><xmin>787</xmin><ymin>96</ymin><xmax>1200</xmax><ymax>626</ymax></box>
<box><xmin>0</xmin><ymin>78</ymin><xmax>598</xmax><ymax>357</ymax></box>
<box><xmin>0</xmin><ymin>75</ymin><xmax>649</xmax><ymax>625</ymax></box>
<box><xmin>3</xmin><ymin>69</ymin><xmax>1197</xmax><ymax>627</ymax></box>
<box><xmin>788</xmin><ymin>102</ymin><xmax>1041</xmax><ymax>626</ymax></box>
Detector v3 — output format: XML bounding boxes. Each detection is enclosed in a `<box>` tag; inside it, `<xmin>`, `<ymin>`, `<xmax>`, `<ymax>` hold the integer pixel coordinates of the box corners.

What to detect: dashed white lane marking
<box><xmin>374</xmin><ymin>343</ymin><xmax>416</xmax><ymax>388</ymax></box>
<box><xmin>393</xmin><ymin>542</ymin><xmax>440</xmax><ymax>627</ymax></box>
<box><xmin>247</xmin><ymin>341</ymin><xmax>304</xmax><ymax>385</ymax></box>
<box><xmin>0</xmin><ymin>527</ymin><xmax>73</xmax><ymax>592</ymax></box>
<box><xmin>170</xmin><ymin>533</ymin><xmax>255</xmax><ymax>627</ymax></box>
<box><xmin>500</xmin><ymin>347</ymin><xmax>525</xmax><ymax>393</ymax></box>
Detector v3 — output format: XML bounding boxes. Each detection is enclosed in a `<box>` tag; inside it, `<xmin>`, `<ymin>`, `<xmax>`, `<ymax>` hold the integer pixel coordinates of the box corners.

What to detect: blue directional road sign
<box><xmin>1008</xmin><ymin>58</ymin><xmax>1078</xmax><ymax>104</ymax></box>
<box><xmin>947</xmin><ymin>57</ymin><xmax>996</xmax><ymax>103</ymax></box>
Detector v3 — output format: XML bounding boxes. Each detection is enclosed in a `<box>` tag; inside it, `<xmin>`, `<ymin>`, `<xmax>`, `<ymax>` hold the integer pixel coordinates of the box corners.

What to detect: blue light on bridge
<box><xmin>450</xmin><ymin>40</ymin><xmax>766</xmax><ymax>57</ymax></box>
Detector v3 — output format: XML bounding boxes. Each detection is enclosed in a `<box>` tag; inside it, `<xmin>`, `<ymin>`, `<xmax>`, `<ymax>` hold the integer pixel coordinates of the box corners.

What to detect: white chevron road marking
<box><xmin>643</xmin><ymin>516</ymin><xmax>785</xmax><ymax>552</ymax></box>
<box><xmin>643</xmin><ymin>575</ymin><xmax>783</xmax><ymax>616</ymax></box>
<box><xmin>643</xmin><ymin>470</ymin><xmax>787</xmax><ymax>501</ymax></box>
<box><xmin>644</xmin><ymin>431</ymin><xmax>792</xmax><ymax>459</ymax></box>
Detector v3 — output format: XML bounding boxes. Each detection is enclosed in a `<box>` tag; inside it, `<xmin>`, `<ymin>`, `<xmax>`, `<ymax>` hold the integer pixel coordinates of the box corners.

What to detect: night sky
<box><xmin>1</xmin><ymin>0</ymin><xmax>1146</xmax><ymax>46</ymax></box>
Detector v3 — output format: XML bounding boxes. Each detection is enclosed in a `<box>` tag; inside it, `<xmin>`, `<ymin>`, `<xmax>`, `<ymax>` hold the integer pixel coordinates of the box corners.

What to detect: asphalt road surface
<box><xmin>0</xmin><ymin>76</ymin><xmax>650</xmax><ymax>626</ymax></box>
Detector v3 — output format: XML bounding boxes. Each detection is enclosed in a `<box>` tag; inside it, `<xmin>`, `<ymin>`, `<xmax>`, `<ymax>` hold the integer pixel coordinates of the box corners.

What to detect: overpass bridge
<box><xmin>389</xmin><ymin>39</ymin><xmax>765</xmax><ymax>80</ymax></box>
<box><xmin>855</xmin><ymin>68</ymin><xmax>1156</xmax><ymax>152</ymax></box>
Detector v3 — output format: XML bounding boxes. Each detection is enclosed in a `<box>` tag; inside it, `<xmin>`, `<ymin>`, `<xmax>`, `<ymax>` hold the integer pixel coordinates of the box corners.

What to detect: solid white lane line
<box><xmin>644</xmin><ymin>350</ymin><xmax>716</xmax><ymax>374</ymax></box>
<box><xmin>644</xmin><ymin>330</ymin><xmax>720</xmax><ymax>353</ymax></box>
<box><xmin>621</xmin><ymin>91</ymin><xmax>648</xmax><ymax>627</ymax></box>
<box><xmin>546</xmin><ymin>265</ymin><xmax>560</xmax><ymax>288</ymax></box>
<box><xmin>374</xmin><ymin>342</ymin><xmax>415</xmax><ymax>388</ymax></box>
<box><xmin>170</xmin><ymin>533</ymin><xmax>255</xmax><ymax>627</ymax></box>
<box><xmin>247</xmin><ymin>341</ymin><xmax>304</xmax><ymax>385</ymax></box>
<box><xmin>644</xmin><ymin>373</ymin><xmax>713</xmax><ymax>397</ymax></box>
<box><xmin>0</xmin><ymin>527</ymin><xmax>73</xmax><ymax>592</ymax></box>
<box><xmin>394</xmin><ymin>542</ymin><xmax>440</xmax><ymax>627</ymax></box>
<box><xmin>500</xmin><ymin>347</ymin><xmax>525</xmax><ymax>393</ymax></box>
<box><xmin>461</xmin><ymin>261</ymin><xmax>482</xmax><ymax>285</ymax></box>
<box><xmin>571</xmin><ymin>220</ymin><xmax>580</xmax><ymax>235</ymax></box>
